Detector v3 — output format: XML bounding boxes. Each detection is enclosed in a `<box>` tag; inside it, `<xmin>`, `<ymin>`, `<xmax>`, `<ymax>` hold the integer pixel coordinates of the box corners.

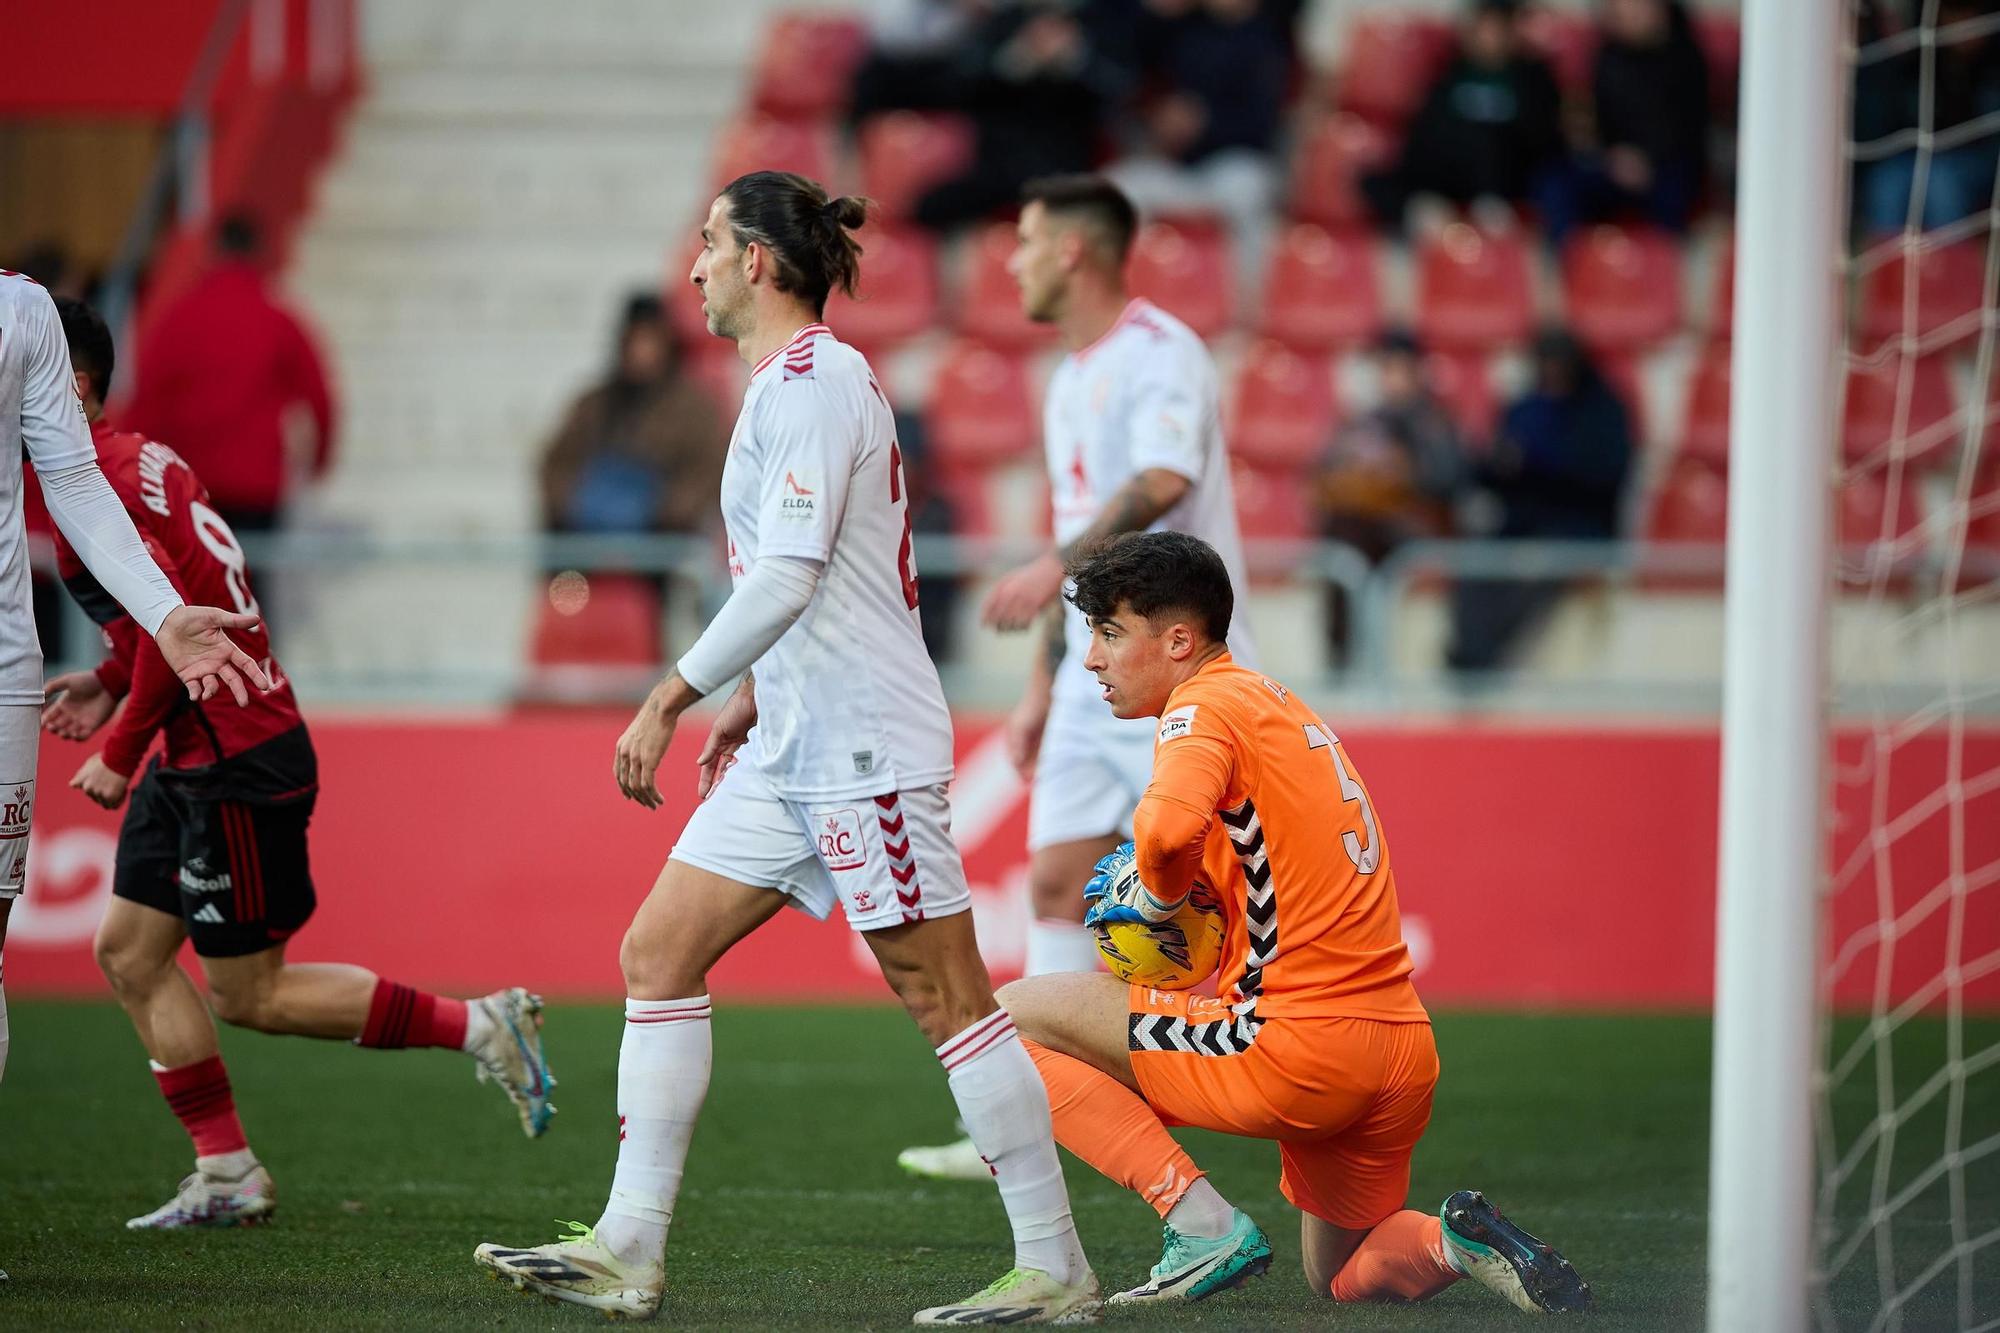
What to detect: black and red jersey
<box><xmin>55</xmin><ymin>421</ymin><xmax>305</xmax><ymax>779</ymax></box>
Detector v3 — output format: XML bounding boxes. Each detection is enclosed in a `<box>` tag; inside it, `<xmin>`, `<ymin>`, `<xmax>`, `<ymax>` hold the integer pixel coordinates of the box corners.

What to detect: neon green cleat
<box><xmin>1107</xmin><ymin>1208</ymin><xmax>1272</xmax><ymax>1304</ymax></box>
<box><xmin>913</xmin><ymin>1266</ymin><xmax>1102</xmax><ymax>1325</ymax></box>
<box><xmin>474</xmin><ymin>1220</ymin><xmax>664</xmax><ymax>1320</ymax></box>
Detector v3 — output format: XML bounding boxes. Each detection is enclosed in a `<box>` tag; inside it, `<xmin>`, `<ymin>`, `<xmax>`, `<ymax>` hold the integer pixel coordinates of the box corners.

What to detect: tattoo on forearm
<box><xmin>1057</xmin><ymin>471</ymin><xmax>1184</xmax><ymax>564</ymax></box>
<box><xmin>1039</xmin><ymin>602</ymin><xmax>1067</xmax><ymax>676</ymax></box>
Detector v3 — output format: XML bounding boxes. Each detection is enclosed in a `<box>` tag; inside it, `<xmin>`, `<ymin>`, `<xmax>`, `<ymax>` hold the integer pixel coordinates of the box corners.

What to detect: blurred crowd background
<box><xmin>5</xmin><ymin>0</ymin><xmax>1997</xmax><ymax>714</ymax></box>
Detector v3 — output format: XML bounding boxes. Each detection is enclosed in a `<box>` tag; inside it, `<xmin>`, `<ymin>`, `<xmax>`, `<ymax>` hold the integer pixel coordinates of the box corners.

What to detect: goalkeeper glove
<box><xmin>1081</xmin><ymin>841</ymin><xmax>1177</xmax><ymax>929</ymax></box>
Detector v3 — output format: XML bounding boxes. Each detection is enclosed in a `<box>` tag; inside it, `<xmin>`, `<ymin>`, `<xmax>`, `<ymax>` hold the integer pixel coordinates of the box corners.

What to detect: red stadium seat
<box><xmin>531</xmin><ymin>574</ymin><xmax>661</xmax><ymax>668</ymax></box>
<box><xmin>932</xmin><ymin>464</ymin><xmax>998</xmax><ymax>539</ymax></box>
<box><xmin>957</xmin><ymin>221</ymin><xmax>1054</xmax><ymax>348</ymax></box>
<box><xmin>1425</xmin><ymin>350</ymin><xmax>1499</xmax><ymax>446</ymax></box>
<box><xmin>1230</xmin><ymin>459</ymin><xmax>1315</xmax><ymax>581</ymax></box>
<box><xmin>1859</xmin><ymin>240</ymin><xmax>1986</xmax><ymax>351</ymax></box>
<box><xmin>856</xmin><ymin>112</ymin><xmax>977</xmax><ymax>221</ymax></box>
<box><xmin>1229</xmin><ymin>342</ymin><xmax>1338</xmax><ymax>468</ymax></box>
<box><xmin>1695</xmin><ymin>12</ymin><xmax>1742</xmax><ymax>119</ymax></box>
<box><xmin>824</xmin><ymin>226</ymin><xmax>938</xmax><ymax>354</ymax></box>
<box><xmin>1643</xmin><ymin>457</ymin><xmax>1730</xmax><ymax>588</ymax></box>
<box><xmin>749</xmin><ymin>13</ymin><xmax>868</xmax><ymax>118</ymax></box>
<box><xmin>1258</xmin><ymin>224</ymin><xmax>1383</xmax><ymax>351</ymax></box>
<box><xmin>1680</xmin><ymin>342</ymin><xmax>1733</xmax><ymax>465</ymax></box>
<box><xmin>1841</xmin><ymin>354</ymin><xmax>1960</xmax><ymax>467</ymax></box>
<box><xmin>1837</xmin><ymin>469</ymin><xmax>1927</xmax><ymax>590</ymax></box>
<box><xmin>1561</xmin><ymin>226</ymin><xmax>1685</xmax><ymax>353</ymax></box>
<box><xmin>1415</xmin><ymin>224</ymin><xmax>1534</xmax><ymax>351</ymax></box>
<box><xmin>928</xmin><ymin>341</ymin><xmax>1035</xmax><ymax>468</ymax></box>
<box><xmin>710</xmin><ymin>116</ymin><xmax>833</xmax><ymax>195</ymax></box>
<box><xmin>1128</xmin><ymin>220</ymin><xmax>1233</xmax><ymax>337</ymax></box>
<box><xmin>1335</xmin><ymin>14</ymin><xmax>1453</xmax><ymax>125</ymax></box>
<box><xmin>1521</xmin><ymin>8</ymin><xmax>1596</xmax><ymax>95</ymax></box>
<box><xmin>1289</xmin><ymin>114</ymin><xmax>1396</xmax><ymax>229</ymax></box>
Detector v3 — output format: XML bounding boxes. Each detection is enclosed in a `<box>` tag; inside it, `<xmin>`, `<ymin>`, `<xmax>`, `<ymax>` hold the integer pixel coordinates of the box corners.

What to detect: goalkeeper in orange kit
<box><xmin>997</xmin><ymin>531</ymin><xmax>1591</xmax><ymax>1314</ymax></box>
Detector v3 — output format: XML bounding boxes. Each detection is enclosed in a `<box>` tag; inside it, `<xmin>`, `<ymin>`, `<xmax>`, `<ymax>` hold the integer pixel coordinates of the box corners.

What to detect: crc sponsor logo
<box><xmin>2</xmin><ymin>781</ymin><xmax>33</xmax><ymax>834</ymax></box>
<box><xmin>816</xmin><ymin>808</ymin><xmax>866</xmax><ymax>872</ymax></box>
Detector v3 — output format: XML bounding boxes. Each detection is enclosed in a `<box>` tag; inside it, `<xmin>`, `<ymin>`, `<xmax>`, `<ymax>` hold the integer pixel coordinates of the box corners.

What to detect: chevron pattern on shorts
<box><xmin>1127</xmin><ymin>1008</ymin><xmax>1262</xmax><ymax>1057</ymax></box>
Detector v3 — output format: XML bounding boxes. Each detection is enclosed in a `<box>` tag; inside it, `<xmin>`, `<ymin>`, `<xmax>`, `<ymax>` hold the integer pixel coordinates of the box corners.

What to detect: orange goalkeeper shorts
<box><xmin>1126</xmin><ymin>984</ymin><xmax>1439</xmax><ymax>1230</ymax></box>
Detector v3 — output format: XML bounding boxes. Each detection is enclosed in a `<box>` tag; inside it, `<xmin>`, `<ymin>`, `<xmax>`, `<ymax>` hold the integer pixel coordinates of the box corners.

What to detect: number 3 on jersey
<box><xmin>1304</xmin><ymin>723</ymin><xmax>1379</xmax><ymax>873</ymax></box>
<box><xmin>887</xmin><ymin>441</ymin><xmax>919</xmax><ymax>611</ymax></box>
<box><xmin>189</xmin><ymin>501</ymin><xmax>261</xmax><ymax>618</ymax></box>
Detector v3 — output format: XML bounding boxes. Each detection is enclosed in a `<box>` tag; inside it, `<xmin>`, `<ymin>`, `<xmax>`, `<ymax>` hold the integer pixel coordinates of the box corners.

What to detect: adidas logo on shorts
<box><xmin>191</xmin><ymin>904</ymin><xmax>225</xmax><ymax>925</ymax></box>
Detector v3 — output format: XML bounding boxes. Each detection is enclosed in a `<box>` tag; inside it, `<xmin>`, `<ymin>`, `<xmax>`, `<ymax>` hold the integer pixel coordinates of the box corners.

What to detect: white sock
<box><xmin>460</xmin><ymin>997</ymin><xmax>495</xmax><ymax>1054</ymax></box>
<box><xmin>1024</xmin><ymin>918</ymin><xmax>1100</xmax><ymax>977</ymax></box>
<box><xmin>595</xmin><ymin>995</ymin><xmax>711</xmax><ymax>1267</ymax></box>
<box><xmin>1163</xmin><ymin>1176</ymin><xmax>1233</xmax><ymax>1239</ymax></box>
<box><xmin>940</xmin><ymin>1010</ymin><xmax>1089</xmax><ymax>1285</ymax></box>
<box><xmin>0</xmin><ymin>954</ymin><xmax>9</xmax><ymax>1085</ymax></box>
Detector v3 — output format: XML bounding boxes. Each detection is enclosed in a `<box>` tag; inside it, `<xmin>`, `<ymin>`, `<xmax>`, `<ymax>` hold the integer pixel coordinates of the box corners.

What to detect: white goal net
<box><xmin>1813</xmin><ymin>1</ymin><xmax>2000</xmax><ymax>1329</ymax></box>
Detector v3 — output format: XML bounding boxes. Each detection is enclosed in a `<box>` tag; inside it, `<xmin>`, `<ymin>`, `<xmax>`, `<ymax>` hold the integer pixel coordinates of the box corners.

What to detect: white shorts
<box><xmin>670</xmin><ymin>754</ymin><xmax>972</xmax><ymax>931</ymax></box>
<box><xmin>1026</xmin><ymin>690</ymin><xmax>1157</xmax><ymax>853</ymax></box>
<box><xmin>0</xmin><ymin>703</ymin><xmax>36</xmax><ymax>899</ymax></box>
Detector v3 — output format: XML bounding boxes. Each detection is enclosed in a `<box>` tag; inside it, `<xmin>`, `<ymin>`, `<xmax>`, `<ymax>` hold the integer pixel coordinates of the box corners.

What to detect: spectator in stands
<box><xmin>1447</xmin><ymin>329</ymin><xmax>1633</xmax><ymax>674</ymax></box>
<box><xmin>890</xmin><ymin>411</ymin><xmax>963</xmax><ymax>662</ymax></box>
<box><xmin>1312</xmin><ymin>331</ymin><xmax>1467</xmax><ymax>665</ymax></box>
<box><xmin>125</xmin><ymin>215</ymin><xmax>335</xmax><ymax>552</ymax></box>
<box><xmin>1362</xmin><ymin>0</ymin><xmax>1562</xmax><ymax>234</ymax></box>
<box><xmin>537</xmin><ymin>293</ymin><xmax>725</xmax><ymax>549</ymax></box>
<box><xmin>850</xmin><ymin>0</ymin><xmax>1132</xmax><ymax>231</ymax></box>
<box><xmin>1534</xmin><ymin>0</ymin><xmax>1711</xmax><ymax>244</ymax></box>
<box><xmin>1106</xmin><ymin>0</ymin><xmax>1291</xmax><ymax>290</ymax></box>
<box><xmin>1854</xmin><ymin>0</ymin><xmax>2000</xmax><ymax>233</ymax></box>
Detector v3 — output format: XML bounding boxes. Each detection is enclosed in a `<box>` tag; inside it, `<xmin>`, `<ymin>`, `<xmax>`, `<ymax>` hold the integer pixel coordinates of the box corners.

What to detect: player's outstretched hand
<box><xmin>154</xmin><ymin>606</ymin><xmax>271</xmax><ymax>706</ymax></box>
<box><xmin>42</xmin><ymin>671</ymin><xmax>116</xmax><ymax>741</ymax></box>
<box><xmin>69</xmin><ymin>753</ymin><xmax>130</xmax><ymax>810</ymax></box>
<box><xmin>980</xmin><ymin>552</ymin><xmax>1066</xmax><ymax>632</ymax></box>
<box><xmin>696</xmin><ymin>680</ymin><xmax>757</xmax><ymax>801</ymax></box>
<box><xmin>615</xmin><ymin>689</ymin><xmax>680</xmax><ymax>810</ymax></box>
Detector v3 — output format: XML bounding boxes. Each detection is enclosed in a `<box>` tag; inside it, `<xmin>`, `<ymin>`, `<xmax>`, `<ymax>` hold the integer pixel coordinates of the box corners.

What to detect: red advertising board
<box><xmin>7</xmin><ymin>714</ymin><xmax>1995</xmax><ymax>1011</ymax></box>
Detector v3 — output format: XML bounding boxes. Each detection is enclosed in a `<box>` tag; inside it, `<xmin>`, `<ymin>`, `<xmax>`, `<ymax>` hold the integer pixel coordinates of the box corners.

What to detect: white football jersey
<box><xmin>1043</xmin><ymin>298</ymin><xmax>1255</xmax><ymax>710</ymax></box>
<box><xmin>719</xmin><ymin>323</ymin><xmax>955</xmax><ymax>800</ymax></box>
<box><xmin>0</xmin><ymin>273</ymin><xmax>100</xmax><ymax>703</ymax></box>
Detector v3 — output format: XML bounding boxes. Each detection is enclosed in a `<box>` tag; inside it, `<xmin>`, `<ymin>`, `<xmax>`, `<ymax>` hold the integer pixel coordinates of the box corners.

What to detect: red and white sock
<box><xmin>940</xmin><ymin>1010</ymin><xmax>1089</xmax><ymax>1285</ymax></box>
<box><xmin>356</xmin><ymin>980</ymin><xmax>468</xmax><ymax>1051</ymax></box>
<box><xmin>153</xmin><ymin>1054</ymin><xmax>256</xmax><ymax>1177</ymax></box>
<box><xmin>596</xmin><ymin>995</ymin><xmax>712</xmax><ymax>1266</ymax></box>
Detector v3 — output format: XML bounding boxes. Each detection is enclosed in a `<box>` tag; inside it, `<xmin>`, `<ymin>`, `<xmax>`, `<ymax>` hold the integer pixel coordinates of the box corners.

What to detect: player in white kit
<box><xmin>0</xmin><ymin>270</ymin><xmax>271</xmax><ymax>1282</ymax></box>
<box><xmin>473</xmin><ymin>175</ymin><xmax>1098</xmax><ymax>1325</ymax></box>
<box><xmin>899</xmin><ymin>179</ymin><xmax>1254</xmax><ymax>1180</ymax></box>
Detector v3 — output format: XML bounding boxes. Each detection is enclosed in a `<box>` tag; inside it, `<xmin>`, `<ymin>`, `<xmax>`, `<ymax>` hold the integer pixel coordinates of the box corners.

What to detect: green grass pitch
<box><xmin>0</xmin><ymin>1002</ymin><xmax>1991</xmax><ymax>1330</ymax></box>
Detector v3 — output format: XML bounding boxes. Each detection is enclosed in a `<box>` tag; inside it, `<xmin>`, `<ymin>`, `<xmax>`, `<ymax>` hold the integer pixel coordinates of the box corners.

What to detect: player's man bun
<box><xmin>720</xmin><ymin>171</ymin><xmax>870</xmax><ymax>316</ymax></box>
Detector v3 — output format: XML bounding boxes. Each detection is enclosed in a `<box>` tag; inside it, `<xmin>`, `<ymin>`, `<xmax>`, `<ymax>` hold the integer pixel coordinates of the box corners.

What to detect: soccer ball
<box><xmin>1094</xmin><ymin>871</ymin><xmax>1225</xmax><ymax>990</ymax></box>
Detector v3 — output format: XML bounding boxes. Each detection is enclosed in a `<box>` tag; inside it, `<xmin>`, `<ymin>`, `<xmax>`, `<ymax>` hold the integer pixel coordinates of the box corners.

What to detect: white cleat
<box><xmin>469</xmin><ymin>987</ymin><xmax>557</xmax><ymax>1138</ymax></box>
<box><xmin>914</xmin><ymin>1267</ymin><xmax>1102</xmax><ymax>1325</ymax></box>
<box><xmin>474</xmin><ymin>1221</ymin><xmax>664</xmax><ymax>1320</ymax></box>
<box><xmin>896</xmin><ymin>1134</ymin><xmax>993</xmax><ymax>1182</ymax></box>
<box><xmin>126</xmin><ymin>1164</ymin><xmax>276</xmax><ymax>1229</ymax></box>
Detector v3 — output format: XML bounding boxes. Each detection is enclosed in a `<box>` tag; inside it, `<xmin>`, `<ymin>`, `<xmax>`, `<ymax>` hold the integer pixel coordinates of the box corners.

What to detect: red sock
<box><xmin>1330</xmin><ymin>1211</ymin><xmax>1463</xmax><ymax>1303</ymax></box>
<box><xmin>357</xmin><ymin>980</ymin><xmax>468</xmax><ymax>1050</ymax></box>
<box><xmin>153</xmin><ymin>1055</ymin><xmax>249</xmax><ymax>1159</ymax></box>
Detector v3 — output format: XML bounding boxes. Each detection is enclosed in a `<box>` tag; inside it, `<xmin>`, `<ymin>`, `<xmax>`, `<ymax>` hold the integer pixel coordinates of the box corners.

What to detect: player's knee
<box><xmin>205</xmin><ymin>975</ymin><xmax>275</xmax><ymax>1031</ymax></box>
<box><xmin>93</xmin><ymin>930</ymin><xmax>163</xmax><ymax>997</ymax></box>
<box><xmin>1027</xmin><ymin>866</ymin><xmax>1081</xmax><ymax>919</ymax></box>
<box><xmin>619</xmin><ymin>922</ymin><xmax>703</xmax><ymax>1000</ymax></box>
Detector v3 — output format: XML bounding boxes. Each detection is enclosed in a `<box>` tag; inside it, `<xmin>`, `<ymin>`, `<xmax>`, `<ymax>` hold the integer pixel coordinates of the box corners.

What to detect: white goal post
<box><xmin>1707</xmin><ymin>0</ymin><xmax>1845</xmax><ymax>1329</ymax></box>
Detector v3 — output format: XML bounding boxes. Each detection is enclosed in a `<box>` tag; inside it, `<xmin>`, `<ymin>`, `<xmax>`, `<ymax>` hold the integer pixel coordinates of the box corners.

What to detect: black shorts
<box><xmin>112</xmin><ymin>728</ymin><xmax>318</xmax><ymax>958</ymax></box>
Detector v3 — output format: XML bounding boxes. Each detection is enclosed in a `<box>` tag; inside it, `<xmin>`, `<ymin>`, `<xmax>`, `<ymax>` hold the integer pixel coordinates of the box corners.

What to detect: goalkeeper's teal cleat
<box><xmin>474</xmin><ymin>1220</ymin><xmax>663</xmax><ymax>1320</ymax></box>
<box><xmin>1107</xmin><ymin>1209</ymin><xmax>1272</xmax><ymax>1304</ymax></box>
<box><xmin>1440</xmin><ymin>1190</ymin><xmax>1592</xmax><ymax>1314</ymax></box>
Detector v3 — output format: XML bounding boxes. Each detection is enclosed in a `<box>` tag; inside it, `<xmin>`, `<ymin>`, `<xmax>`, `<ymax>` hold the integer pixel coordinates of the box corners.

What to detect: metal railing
<box><xmin>46</xmin><ymin>531</ymin><xmax>1996</xmax><ymax>714</ymax></box>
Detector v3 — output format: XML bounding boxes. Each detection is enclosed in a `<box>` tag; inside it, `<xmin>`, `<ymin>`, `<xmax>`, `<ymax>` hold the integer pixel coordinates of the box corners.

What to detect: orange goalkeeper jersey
<box><xmin>1132</xmin><ymin>653</ymin><xmax>1428</xmax><ymax>1023</ymax></box>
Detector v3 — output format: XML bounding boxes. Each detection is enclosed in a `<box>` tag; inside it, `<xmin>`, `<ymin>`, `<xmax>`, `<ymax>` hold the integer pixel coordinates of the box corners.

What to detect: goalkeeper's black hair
<box><xmin>55</xmin><ymin>296</ymin><xmax>115</xmax><ymax>404</ymax></box>
<box><xmin>717</xmin><ymin>171</ymin><xmax>868</xmax><ymax>317</ymax></box>
<box><xmin>1065</xmin><ymin>531</ymin><xmax>1233</xmax><ymax>645</ymax></box>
